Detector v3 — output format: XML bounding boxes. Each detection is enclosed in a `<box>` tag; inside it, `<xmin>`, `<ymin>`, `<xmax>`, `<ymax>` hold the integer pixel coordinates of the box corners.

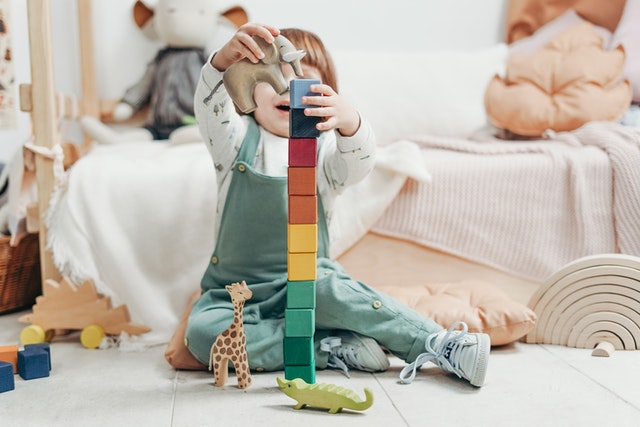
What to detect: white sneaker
<box><xmin>399</xmin><ymin>321</ymin><xmax>490</xmax><ymax>387</ymax></box>
<box><xmin>321</xmin><ymin>331</ymin><xmax>390</xmax><ymax>378</ymax></box>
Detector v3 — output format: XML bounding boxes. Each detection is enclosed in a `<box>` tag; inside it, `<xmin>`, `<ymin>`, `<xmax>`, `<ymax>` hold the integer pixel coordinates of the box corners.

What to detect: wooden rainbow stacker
<box><xmin>284</xmin><ymin>79</ymin><xmax>322</xmax><ymax>384</ymax></box>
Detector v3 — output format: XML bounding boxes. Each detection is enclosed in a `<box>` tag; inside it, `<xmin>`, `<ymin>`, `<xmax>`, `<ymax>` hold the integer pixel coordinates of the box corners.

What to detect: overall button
<box><xmin>237</xmin><ymin>164</ymin><xmax>246</xmax><ymax>172</ymax></box>
<box><xmin>372</xmin><ymin>300</ymin><xmax>382</xmax><ymax>309</ymax></box>
<box><xmin>211</xmin><ymin>255</ymin><xmax>219</xmax><ymax>264</ymax></box>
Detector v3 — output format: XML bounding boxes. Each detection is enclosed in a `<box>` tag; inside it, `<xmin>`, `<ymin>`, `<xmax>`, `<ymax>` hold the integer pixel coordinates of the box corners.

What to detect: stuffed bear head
<box><xmin>133</xmin><ymin>0</ymin><xmax>248</xmax><ymax>48</ymax></box>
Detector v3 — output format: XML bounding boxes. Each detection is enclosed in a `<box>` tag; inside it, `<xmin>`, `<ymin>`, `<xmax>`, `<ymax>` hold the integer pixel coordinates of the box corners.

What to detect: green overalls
<box><xmin>186</xmin><ymin>118</ymin><xmax>441</xmax><ymax>371</ymax></box>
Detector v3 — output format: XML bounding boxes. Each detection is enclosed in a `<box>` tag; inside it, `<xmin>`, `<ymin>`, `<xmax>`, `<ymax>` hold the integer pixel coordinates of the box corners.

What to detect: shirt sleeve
<box><xmin>193</xmin><ymin>55</ymin><xmax>247</xmax><ymax>187</ymax></box>
<box><xmin>319</xmin><ymin>114</ymin><xmax>377</xmax><ymax>194</ymax></box>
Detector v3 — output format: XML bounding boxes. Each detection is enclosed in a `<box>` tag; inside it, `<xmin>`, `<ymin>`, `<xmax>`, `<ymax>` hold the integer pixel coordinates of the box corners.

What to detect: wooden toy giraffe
<box><xmin>209</xmin><ymin>281</ymin><xmax>253</xmax><ymax>389</ymax></box>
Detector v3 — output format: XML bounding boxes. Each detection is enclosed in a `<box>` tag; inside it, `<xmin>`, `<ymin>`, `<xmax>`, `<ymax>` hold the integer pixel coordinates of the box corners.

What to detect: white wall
<box><xmin>1</xmin><ymin>0</ymin><xmax>507</xmax><ymax>162</ymax></box>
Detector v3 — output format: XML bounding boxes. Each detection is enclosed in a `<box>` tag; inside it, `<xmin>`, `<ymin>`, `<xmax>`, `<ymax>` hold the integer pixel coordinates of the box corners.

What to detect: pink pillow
<box><xmin>611</xmin><ymin>0</ymin><xmax>640</xmax><ymax>102</ymax></box>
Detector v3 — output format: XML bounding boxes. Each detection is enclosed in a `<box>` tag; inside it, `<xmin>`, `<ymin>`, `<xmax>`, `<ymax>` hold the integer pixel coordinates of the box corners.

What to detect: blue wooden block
<box><xmin>18</xmin><ymin>349</ymin><xmax>49</xmax><ymax>380</ymax></box>
<box><xmin>25</xmin><ymin>343</ymin><xmax>51</xmax><ymax>371</ymax></box>
<box><xmin>0</xmin><ymin>361</ymin><xmax>14</xmax><ymax>393</ymax></box>
<box><xmin>290</xmin><ymin>78</ymin><xmax>321</xmax><ymax>109</ymax></box>
<box><xmin>290</xmin><ymin>108</ymin><xmax>320</xmax><ymax>138</ymax></box>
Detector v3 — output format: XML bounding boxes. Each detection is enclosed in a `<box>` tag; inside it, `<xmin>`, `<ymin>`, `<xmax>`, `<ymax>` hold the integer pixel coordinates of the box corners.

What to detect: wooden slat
<box><xmin>26</xmin><ymin>0</ymin><xmax>61</xmax><ymax>283</ymax></box>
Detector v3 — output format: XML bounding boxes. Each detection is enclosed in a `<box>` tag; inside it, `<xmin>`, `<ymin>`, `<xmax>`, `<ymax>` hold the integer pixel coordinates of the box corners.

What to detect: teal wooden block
<box><xmin>285</xmin><ymin>308</ymin><xmax>315</xmax><ymax>337</ymax></box>
<box><xmin>287</xmin><ymin>281</ymin><xmax>316</xmax><ymax>309</ymax></box>
<box><xmin>0</xmin><ymin>361</ymin><xmax>14</xmax><ymax>393</ymax></box>
<box><xmin>284</xmin><ymin>364</ymin><xmax>316</xmax><ymax>384</ymax></box>
<box><xmin>283</xmin><ymin>337</ymin><xmax>314</xmax><ymax>365</ymax></box>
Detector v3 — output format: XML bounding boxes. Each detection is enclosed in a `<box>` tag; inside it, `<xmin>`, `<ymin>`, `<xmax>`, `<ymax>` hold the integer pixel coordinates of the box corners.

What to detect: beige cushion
<box><xmin>485</xmin><ymin>22</ymin><xmax>631</xmax><ymax>137</ymax></box>
<box><xmin>376</xmin><ymin>281</ymin><xmax>537</xmax><ymax>346</ymax></box>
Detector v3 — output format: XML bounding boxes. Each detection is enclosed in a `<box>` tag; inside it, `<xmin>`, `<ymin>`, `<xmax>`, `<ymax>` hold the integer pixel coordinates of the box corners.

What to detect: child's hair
<box><xmin>280</xmin><ymin>28</ymin><xmax>338</xmax><ymax>92</ymax></box>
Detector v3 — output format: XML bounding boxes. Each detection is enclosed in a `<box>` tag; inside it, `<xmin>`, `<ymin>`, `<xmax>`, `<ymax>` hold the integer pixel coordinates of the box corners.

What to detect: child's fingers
<box><xmin>236</xmin><ymin>24</ymin><xmax>280</xmax><ymax>62</ymax></box>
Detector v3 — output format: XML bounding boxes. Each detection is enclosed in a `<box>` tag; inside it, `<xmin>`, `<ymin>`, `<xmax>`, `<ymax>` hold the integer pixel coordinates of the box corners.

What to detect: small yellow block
<box><xmin>288</xmin><ymin>224</ymin><xmax>317</xmax><ymax>253</ymax></box>
<box><xmin>288</xmin><ymin>252</ymin><xmax>317</xmax><ymax>281</ymax></box>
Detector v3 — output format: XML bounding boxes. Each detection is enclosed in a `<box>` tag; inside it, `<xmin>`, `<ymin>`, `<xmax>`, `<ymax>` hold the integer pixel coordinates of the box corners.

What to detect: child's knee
<box><xmin>185</xmin><ymin>312</ymin><xmax>229</xmax><ymax>365</ymax></box>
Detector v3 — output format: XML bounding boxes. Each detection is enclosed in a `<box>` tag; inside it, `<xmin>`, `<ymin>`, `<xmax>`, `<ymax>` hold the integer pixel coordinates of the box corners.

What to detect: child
<box><xmin>185</xmin><ymin>23</ymin><xmax>490</xmax><ymax>386</ymax></box>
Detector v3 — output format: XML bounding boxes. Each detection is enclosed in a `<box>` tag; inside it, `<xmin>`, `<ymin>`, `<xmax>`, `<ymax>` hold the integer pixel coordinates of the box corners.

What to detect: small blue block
<box><xmin>0</xmin><ymin>361</ymin><xmax>15</xmax><ymax>393</ymax></box>
<box><xmin>18</xmin><ymin>349</ymin><xmax>50</xmax><ymax>380</ymax></box>
<box><xmin>25</xmin><ymin>343</ymin><xmax>51</xmax><ymax>371</ymax></box>
<box><xmin>290</xmin><ymin>108</ymin><xmax>320</xmax><ymax>138</ymax></box>
<box><xmin>290</xmin><ymin>79</ymin><xmax>321</xmax><ymax>109</ymax></box>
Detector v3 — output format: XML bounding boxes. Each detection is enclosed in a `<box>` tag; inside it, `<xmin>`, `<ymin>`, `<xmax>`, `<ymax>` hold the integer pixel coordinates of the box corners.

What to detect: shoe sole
<box><xmin>470</xmin><ymin>333</ymin><xmax>490</xmax><ymax>387</ymax></box>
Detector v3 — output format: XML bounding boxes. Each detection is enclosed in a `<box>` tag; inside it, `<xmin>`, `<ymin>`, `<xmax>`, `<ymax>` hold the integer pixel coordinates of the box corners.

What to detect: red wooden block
<box><xmin>288</xmin><ymin>138</ymin><xmax>317</xmax><ymax>167</ymax></box>
<box><xmin>288</xmin><ymin>167</ymin><xmax>316</xmax><ymax>196</ymax></box>
<box><xmin>288</xmin><ymin>195</ymin><xmax>317</xmax><ymax>224</ymax></box>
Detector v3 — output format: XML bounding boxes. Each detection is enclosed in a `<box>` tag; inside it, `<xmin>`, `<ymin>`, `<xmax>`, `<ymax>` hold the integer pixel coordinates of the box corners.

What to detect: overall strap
<box><xmin>237</xmin><ymin>117</ymin><xmax>261</xmax><ymax>163</ymax></box>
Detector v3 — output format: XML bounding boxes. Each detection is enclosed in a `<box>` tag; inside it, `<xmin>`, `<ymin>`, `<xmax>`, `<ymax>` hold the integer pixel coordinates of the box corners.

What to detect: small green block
<box><xmin>284</xmin><ymin>337</ymin><xmax>314</xmax><ymax>365</ymax></box>
<box><xmin>284</xmin><ymin>364</ymin><xmax>316</xmax><ymax>384</ymax></box>
<box><xmin>285</xmin><ymin>308</ymin><xmax>314</xmax><ymax>337</ymax></box>
<box><xmin>287</xmin><ymin>281</ymin><xmax>316</xmax><ymax>309</ymax></box>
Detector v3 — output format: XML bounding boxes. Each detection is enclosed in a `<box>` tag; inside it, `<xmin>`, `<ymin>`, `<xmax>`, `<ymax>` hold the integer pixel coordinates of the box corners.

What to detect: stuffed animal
<box><xmin>80</xmin><ymin>0</ymin><xmax>247</xmax><ymax>144</ymax></box>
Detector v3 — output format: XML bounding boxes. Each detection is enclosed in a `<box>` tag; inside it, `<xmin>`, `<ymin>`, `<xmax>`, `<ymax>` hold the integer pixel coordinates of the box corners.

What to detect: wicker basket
<box><xmin>0</xmin><ymin>233</ymin><xmax>42</xmax><ymax>314</ymax></box>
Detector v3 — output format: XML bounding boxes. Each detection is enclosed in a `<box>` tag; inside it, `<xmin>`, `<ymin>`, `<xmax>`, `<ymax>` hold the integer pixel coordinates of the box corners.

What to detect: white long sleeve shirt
<box><xmin>194</xmin><ymin>60</ymin><xmax>376</xmax><ymax>246</ymax></box>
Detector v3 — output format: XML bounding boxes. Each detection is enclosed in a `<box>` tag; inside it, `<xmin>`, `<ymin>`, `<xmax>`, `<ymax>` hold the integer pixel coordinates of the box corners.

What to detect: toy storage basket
<box><xmin>0</xmin><ymin>233</ymin><xmax>41</xmax><ymax>314</ymax></box>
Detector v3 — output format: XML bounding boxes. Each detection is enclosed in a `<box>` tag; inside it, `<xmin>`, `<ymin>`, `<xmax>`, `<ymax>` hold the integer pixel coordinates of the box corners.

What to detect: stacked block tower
<box><xmin>284</xmin><ymin>79</ymin><xmax>322</xmax><ymax>384</ymax></box>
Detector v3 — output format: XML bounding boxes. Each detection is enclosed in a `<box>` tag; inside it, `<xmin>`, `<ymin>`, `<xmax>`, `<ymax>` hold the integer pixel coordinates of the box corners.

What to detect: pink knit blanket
<box><xmin>373</xmin><ymin>122</ymin><xmax>640</xmax><ymax>281</ymax></box>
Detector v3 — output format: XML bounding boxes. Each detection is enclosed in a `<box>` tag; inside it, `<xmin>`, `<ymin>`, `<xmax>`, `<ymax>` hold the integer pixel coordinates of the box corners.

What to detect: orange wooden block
<box><xmin>288</xmin><ymin>167</ymin><xmax>316</xmax><ymax>196</ymax></box>
<box><xmin>288</xmin><ymin>195</ymin><xmax>317</xmax><ymax>224</ymax></box>
<box><xmin>288</xmin><ymin>252</ymin><xmax>317</xmax><ymax>281</ymax></box>
<box><xmin>0</xmin><ymin>345</ymin><xmax>19</xmax><ymax>374</ymax></box>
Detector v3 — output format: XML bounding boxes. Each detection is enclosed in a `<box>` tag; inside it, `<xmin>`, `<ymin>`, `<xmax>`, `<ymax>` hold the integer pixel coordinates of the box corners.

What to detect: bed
<box><xmin>16</xmin><ymin>0</ymin><xmax>640</xmax><ymax>354</ymax></box>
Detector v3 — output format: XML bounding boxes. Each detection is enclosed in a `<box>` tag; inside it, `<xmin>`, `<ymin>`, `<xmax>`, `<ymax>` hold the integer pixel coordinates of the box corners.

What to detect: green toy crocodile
<box><xmin>276</xmin><ymin>377</ymin><xmax>374</xmax><ymax>414</ymax></box>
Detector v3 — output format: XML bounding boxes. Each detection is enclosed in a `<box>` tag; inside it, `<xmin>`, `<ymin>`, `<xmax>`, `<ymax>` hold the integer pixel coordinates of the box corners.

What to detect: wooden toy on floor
<box><xmin>0</xmin><ymin>345</ymin><xmax>19</xmax><ymax>374</ymax></box>
<box><xmin>0</xmin><ymin>361</ymin><xmax>14</xmax><ymax>393</ymax></box>
<box><xmin>18</xmin><ymin>277</ymin><xmax>150</xmax><ymax>349</ymax></box>
<box><xmin>277</xmin><ymin>377</ymin><xmax>374</xmax><ymax>414</ymax></box>
<box><xmin>526</xmin><ymin>254</ymin><xmax>640</xmax><ymax>355</ymax></box>
<box><xmin>209</xmin><ymin>281</ymin><xmax>252</xmax><ymax>389</ymax></box>
<box><xmin>0</xmin><ymin>342</ymin><xmax>53</xmax><ymax>393</ymax></box>
<box><xmin>18</xmin><ymin>347</ymin><xmax>49</xmax><ymax>380</ymax></box>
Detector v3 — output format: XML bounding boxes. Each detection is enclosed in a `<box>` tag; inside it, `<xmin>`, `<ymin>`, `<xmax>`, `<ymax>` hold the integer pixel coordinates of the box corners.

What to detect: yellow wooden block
<box><xmin>288</xmin><ymin>252</ymin><xmax>317</xmax><ymax>281</ymax></box>
<box><xmin>288</xmin><ymin>224</ymin><xmax>317</xmax><ymax>253</ymax></box>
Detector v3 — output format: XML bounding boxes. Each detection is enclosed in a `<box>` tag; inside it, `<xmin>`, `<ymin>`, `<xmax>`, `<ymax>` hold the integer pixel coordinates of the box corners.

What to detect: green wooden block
<box><xmin>284</xmin><ymin>364</ymin><xmax>316</xmax><ymax>384</ymax></box>
<box><xmin>283</xmin><ymin>337</ymin><xmax>314</xmax><ymax>365</ymax></box>
<box><xmin>287</xmin><ymin>280</ymin><xmax>316</xmax><ymax>309</ymax></box>
<box><xmin>285</xmin><ymin>308</ymin><xmax>314</xmax><ymax>337</ymax></box>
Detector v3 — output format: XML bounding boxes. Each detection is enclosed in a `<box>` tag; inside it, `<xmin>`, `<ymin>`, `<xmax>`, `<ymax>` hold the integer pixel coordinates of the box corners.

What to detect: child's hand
<box><xmin>302</xmin><ymin>84</ymin><xmax>361</xmax><ymax>137</ymax></box>
<box><xmin>211</xmin><ymin>23</ymin><xmax>280</xmax><ymax>71</ymax></box>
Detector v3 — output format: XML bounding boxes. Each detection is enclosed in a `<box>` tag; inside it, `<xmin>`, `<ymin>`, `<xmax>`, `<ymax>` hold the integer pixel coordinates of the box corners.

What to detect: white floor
<box><xmin>1</xmin><ymin>309</ymin><xmax>639</xmax><ymax>427</ymax></box>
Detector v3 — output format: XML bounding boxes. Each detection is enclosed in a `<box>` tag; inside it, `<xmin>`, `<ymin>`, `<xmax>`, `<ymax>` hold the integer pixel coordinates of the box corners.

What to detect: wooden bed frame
<box><xmin>21</xmin><ymin>0</ymin><xmax>97</xmax><ymax>285</ymax></box>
